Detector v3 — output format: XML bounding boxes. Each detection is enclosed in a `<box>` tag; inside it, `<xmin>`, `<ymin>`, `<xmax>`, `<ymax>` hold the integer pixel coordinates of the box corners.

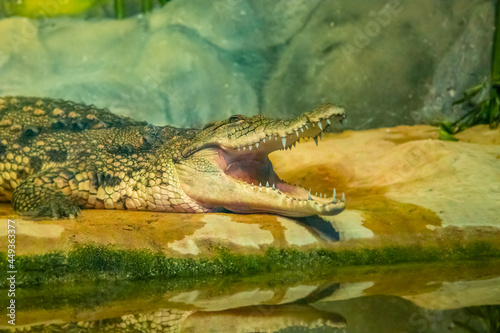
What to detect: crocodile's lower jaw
<box><xmin>177</xmin><ymin>146</ymin><xmax>345</xmax><ymax>217</ymax></box>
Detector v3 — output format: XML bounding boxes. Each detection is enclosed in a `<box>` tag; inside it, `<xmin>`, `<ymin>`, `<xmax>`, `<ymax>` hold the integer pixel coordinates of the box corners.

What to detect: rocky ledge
<box><xmin>0</xmin><ymin>125</ymin><xmax>499</xmax><ymax>283</ymax></box>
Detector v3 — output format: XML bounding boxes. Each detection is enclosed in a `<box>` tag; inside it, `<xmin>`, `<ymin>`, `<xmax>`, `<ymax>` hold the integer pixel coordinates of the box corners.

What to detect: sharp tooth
<box><xmin>238</xmin><ymin>146</ymin><xmax>241</xmax><ymax>151</ymax></box>
<box><xmin>301</xmin><ymin>127</ymin><xmax>304</xmax><ymax>132</ymax></box>
<box><xmin>272</xmin><ymin>183</ymin><xmax>275</xmax><ymax>190</ymax></box>
<box><xmin>263</xmin><ymin>138</ymin><xmax>266</xmax><ymax>143</ymax></box>
<box><xmin>269</xmin><ymin>135</ymin><xmax>272</xmax><ymax>141</ymax></box>
<box><xmin>333</xmin><ymin>188</ymin><xmax>336</xmax><ymax>198</ymax></box>
<box><xmin>312</xmin><ymin>123</ymin><xmax>315</xmax><ymax>127</ymax></box>
<box><xmin>319</xmin><ymin>132</ymin><xmax>322</xmax><ymax>140</ymax></box>
<box><xmin>315</xmin><ymin>192</ymin><xmax>318</xmax><ymax>196</ymax></box>
<box><xmin>314</xmin><ymin>136</ymin><xmax>319</xmax><ymax>146</ymax></box>
<box><xmin>243</xmin><ymin>146</ymin><xmax>246</xmax><ymax>150</ymax></box>
<box><xmin>275</xmin><ymin>136</ymin><xmax>278</xmax><ymax>141</ymax></box>
<box><xmin>305</xmin><ymin>124</ymin><xmax>309</xmax><ymax>129</ymax></box>
<box><xmin>266</xmin><ymin>181</ymin><xmax>270</xmax><ymax>188</ymax></box>
<box><xmin>342</xmin><ymin>193</ymin><xmax>345</xmax><ymax>202</ymax></box>
<box><xmin>318</xmin><ymin>121</ymin><xmax>323</xmax><ymax>130</ymax></box>
<box><xmin>293</xmin><ymin>142</ymin><xmax>296</xmax><ymax>148</ymax></box>
<box><xmin>249</xmin><ymin>145</ymin><xmax>252</xmax><ymax>150</ymax></box>
<box><xmin>327</xmin><ymin>119</ymin><xmax>331</xmax><ymax>125</ymax></box>
<box><xmin>259</xmin><ymin>183</ymin><xmax>262</xmax><ymax>187</ymax></box>
<box><xmin>281</xmin><ymin>137</ymin><xmax>287</xmax><ymax>148</ymax></box>
<box><xmin>296</xmin><ymin>130</ymin><xmax>299</xmax><ymax>137</ymax></box>
<box><xmin>308</xmin><ymin>189</ymin><xmax>312</xmax><ymax>200</ymax></box>
<box><xmin>255</xmin><ymin>142</ymin><xmax>259</xmax><ymax>148</ymax></box>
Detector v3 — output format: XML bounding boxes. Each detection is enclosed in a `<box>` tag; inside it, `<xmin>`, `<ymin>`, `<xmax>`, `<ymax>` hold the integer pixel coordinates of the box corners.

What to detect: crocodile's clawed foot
<box><xmin>20</xmin><ymin>195</ymin><xmax>81</xmax><ymax>219</ymax></box>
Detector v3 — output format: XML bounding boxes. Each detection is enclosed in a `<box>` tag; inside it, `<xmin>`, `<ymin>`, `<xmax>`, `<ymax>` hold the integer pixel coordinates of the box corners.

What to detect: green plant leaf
<box><xmin>440</xmin><ymin>122</ymin><xmax>457</xmax><ymax>134</ymax></box>
<box><xmin>452</xmin><ymin>82</ymin><xmax>486</xmax><ymax>105</ymax></box>
<box><xmin>114</xmin><ymin>0</ymin><xmax>124</xmax><ymax>19</ymax></box>
<box><xmin>490</xmin><ymin>90</ymin><xmax>500</xmax><ymax>128</ymax></box>
<box><xmin>438</xmin><ymin>126</ymin><xmax>459</xmax><ymax>141</ymax></box>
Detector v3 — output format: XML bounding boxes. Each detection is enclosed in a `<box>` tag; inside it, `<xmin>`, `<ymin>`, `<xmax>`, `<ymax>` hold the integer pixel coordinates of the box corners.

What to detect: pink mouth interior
<box><xmin>220</xmin><ymin>149</ymin><xmax>309</xmax><ymax>199</ymax></box>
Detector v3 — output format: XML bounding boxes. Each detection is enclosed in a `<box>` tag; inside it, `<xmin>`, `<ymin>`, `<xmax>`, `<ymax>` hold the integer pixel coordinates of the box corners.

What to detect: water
<box><xmin>4</xmin><ymin>260</ymin><xmax>500</xmax><ymax>332</ymax></box>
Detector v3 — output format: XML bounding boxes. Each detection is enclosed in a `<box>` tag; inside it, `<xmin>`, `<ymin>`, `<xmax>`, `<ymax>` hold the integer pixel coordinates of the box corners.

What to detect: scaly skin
<box><xmin>0</xmin><ymin>96</ymin><xmax>346</xmax><ymax>218</ymax></box>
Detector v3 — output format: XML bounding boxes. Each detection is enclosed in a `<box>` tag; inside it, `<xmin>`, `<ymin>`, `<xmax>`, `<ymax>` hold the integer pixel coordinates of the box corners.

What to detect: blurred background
<box><xmin>0</xmin><ymin>0</ymin><xmax>493</xmax><ymax>130</ymax></box>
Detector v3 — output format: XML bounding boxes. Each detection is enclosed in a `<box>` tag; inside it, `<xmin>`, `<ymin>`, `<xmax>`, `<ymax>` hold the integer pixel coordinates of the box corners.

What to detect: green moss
<box><xmin>1</xmin><ymin>241</ymin><xmax>500</xmax><ymax>288</ymax></box>
<box><xmin>7</xmin><ymin>259</ymin><xmax>500</xmax><ymax>313</ymax></box>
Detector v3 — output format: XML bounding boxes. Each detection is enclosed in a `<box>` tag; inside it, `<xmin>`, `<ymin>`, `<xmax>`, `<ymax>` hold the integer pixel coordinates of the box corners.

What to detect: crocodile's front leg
<box><xmin>12</xmin><ymin>169</ymin><xmax>81</xmax><ymax>218</ymax></box>
<box><xmin>11</xmin><ymin>164</ymin><xmax>211</xmax><ymax>218</ymax></box>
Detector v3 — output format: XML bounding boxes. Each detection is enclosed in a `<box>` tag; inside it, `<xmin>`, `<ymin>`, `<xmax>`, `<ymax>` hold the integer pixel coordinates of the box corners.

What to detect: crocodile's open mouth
<box><xmin>177</xmin><ymin>104</ymin><xmax>346</xmax><ymax>217</ymax></box>
<box><xmin>220</xmin><ymin>116</ymin><xmax>344</xmax><ymax>216</ymax></box>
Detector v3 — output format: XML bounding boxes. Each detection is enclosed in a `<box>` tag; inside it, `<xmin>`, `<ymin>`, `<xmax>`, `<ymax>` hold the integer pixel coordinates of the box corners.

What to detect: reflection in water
<box><xmin>452</xmin><ymin>305</ymin><xmax>500</xmax><ymax>333</ymax></box>
<box><xmin>9</xmin><ymin>306</ymin><xmax>346</xmax><ymax>332</ymax></box>
<box><xmin>20</xmin><ymin>309</ymin><xmax>193</xmax><ymax>332</ymax></box>
<box><xmin>182</xmin><ymin>305</ymin><xmax>346</xmax><ymax>332</ymax></box>
<box><xmin>2</xmin><ymin>261</ymin><xmax>500</xmax><ymax>333</ymax></box>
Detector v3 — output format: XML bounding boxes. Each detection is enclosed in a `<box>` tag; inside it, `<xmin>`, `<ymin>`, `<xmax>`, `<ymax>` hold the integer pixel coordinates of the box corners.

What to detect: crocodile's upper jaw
<box><xmin>176</xmin><ymin>104</ymin><xmax>346</xmax><ymax>217</ymax></box>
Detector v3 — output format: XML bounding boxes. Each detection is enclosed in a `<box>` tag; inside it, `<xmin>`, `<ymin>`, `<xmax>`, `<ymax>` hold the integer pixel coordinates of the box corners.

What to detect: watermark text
<box><xmin>6</xmin><ymin>219</ymin><xmax>17</xmax><ymax>326</ymax></box>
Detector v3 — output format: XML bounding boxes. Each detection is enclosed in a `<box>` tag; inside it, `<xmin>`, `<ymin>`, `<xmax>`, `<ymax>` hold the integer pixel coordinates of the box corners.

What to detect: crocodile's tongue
<box><xmin>224</xmin><ymin>154</ymin><xmax>309</xmax><ymax>199</ymax></box>
<box><xmin>225</xmin><ymin>158</ymin><xmax>272</xmax><ymax>185</ymax></box>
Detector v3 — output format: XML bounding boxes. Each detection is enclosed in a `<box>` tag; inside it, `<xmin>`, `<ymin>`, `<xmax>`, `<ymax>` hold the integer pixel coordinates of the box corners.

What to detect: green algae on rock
<box><xmin>2</xmin><ymin>241</ymin><xmax>500</xmax><ymax>287</ymax></box>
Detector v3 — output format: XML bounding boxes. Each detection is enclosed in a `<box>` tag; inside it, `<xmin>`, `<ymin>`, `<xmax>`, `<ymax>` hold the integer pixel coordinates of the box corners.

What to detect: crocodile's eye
<box><xmin>228</xmin><ymin>115</ymin><xmax>246</xmax><ymax>123</ymax></box>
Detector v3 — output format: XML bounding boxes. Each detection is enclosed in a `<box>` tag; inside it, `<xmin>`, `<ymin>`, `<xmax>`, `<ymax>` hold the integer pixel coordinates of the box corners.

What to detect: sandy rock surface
<box><xmin>1</xmin><ymin>125</ymin><xmax>499</xmax><ymax>256</ymax></box>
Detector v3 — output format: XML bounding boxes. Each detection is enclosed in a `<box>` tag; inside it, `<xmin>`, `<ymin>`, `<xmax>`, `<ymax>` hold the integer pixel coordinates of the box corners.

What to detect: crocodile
<box><xmin>0</xmin><ymin>96</ymin><xmax>346</xmax><ymax>218</ymax></box>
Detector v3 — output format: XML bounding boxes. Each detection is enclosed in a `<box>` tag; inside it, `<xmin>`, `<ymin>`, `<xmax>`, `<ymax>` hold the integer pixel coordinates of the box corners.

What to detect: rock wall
<box><xmin>0</xmin><ymin>0</ymin><xmax>493</xmax><ymax>129</ymax></box>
